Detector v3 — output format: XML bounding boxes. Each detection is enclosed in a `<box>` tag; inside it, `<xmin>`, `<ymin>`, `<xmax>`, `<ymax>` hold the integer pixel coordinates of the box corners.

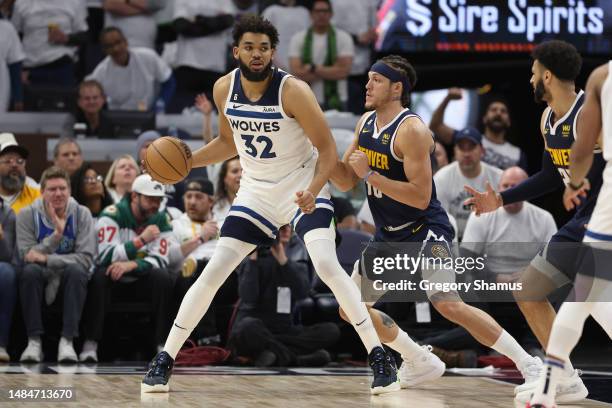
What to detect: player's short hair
<box><xmin>378</xmin><ymin>55</ymin><xmax>417</xmax><ymax>107</ymax></box>
<box><xmin>232</xmin><ymin>14</ymin><xmax>279</xmax><ymax>49</ymax></box>
<box><xmin>40</xmin><ymin>166</ymin><xmax>70</xmax><ymax>191</ymax></box>
<box><xmin>531</xmin><ymin>40</ymin><xmax>582</xmax><ymax>82</ymax></box>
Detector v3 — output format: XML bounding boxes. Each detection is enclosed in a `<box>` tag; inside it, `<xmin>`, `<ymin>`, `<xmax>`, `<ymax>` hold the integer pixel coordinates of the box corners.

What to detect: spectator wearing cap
<box><xmin>11</xmin><ymin>0</ymin><xmax>88</xmax><ymax>86</ymax></box>
<box><xmin>53</xmin><ymin>137</ymin><xmax>83</xmax><ymax>177</ymax></box>
<box><xmin>16</xmin><ymin>166</ymin><xmax>95</xmax><ymax>363</ymax></box>
<box><xmin>80</xmin><ymin>174</ymin><xmax>174</xmax><ymax>362</ymax></box>
<box><xmin>0</xmin><ymin>133</ymin><xmax>40</xmax><ymax>215</ymax></box>
<box><xmin>430</xmin><ymin>89</ymin><xmax>527</xmax><ymax>170</ymax></box>
<box><xmin>169</xmin><ymin>178</ymin><xmax>221</xmax><ymax>346</ymax></box>
<box><xmin>89</xmin><ymin>27</ymin><xmax>175</xmax><ymax>111</ymax></box>
<box><xmin>434</xmin><ymin>127</ymin><xmax>502</xmax><ymax>240</ymax></box>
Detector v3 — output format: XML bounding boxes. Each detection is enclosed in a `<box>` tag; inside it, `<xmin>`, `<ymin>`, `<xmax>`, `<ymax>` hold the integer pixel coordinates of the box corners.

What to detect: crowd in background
<box><xmin>0</xmin><ymin>0</ymin><xmax>574</xmax><ymax>369</ymax></box>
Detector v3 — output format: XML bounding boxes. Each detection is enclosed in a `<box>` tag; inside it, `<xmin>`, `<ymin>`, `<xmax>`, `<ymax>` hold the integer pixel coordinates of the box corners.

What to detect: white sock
<box><xmin>305</xmin><ymin>238</ymin><xmax>381</xmax><ymax>353</ymax></box>
<box><xmin>29</xmin><ymin>336</ymin><xmax>41</xmax><ymax>346</ymax></box>
<box><xmin>590</xmin><ymin>302</ymin><xmax>612</xmax><ymax>339</ymax></box>
<box><xmin>490</xmin><ymin>330</ymin><xmax>531</xmax><ymax>368</ymax></box>
<box><xmin>163</xmin><ymin>238</ymin><xmax>255</xmax><ymax>358</ymax></box>
<box><xmin>385</xmin><ymin>330</ymin><xmax>424</xmax><ymax>360</ymax></box>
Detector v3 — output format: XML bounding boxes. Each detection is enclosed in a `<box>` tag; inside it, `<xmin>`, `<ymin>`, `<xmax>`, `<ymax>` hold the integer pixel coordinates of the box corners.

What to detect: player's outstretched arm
<box><xmin>284</xmin><ymin>78</ymin><xmax>338</xmax><ymax>198</ymax></box>
<box><xmin>191</xmin><ymin>75</ymin><xmax>238</xmax><ymax>168</ymax></box>
<box><xmin>330</xmin><ymin>113</ymin><xmax>370</xmax><ymax>192</ymax></box>
<box><xmin>356</xmin><ymin>117</ymin><xmax>433</xmax><ymax>209</ymax></box>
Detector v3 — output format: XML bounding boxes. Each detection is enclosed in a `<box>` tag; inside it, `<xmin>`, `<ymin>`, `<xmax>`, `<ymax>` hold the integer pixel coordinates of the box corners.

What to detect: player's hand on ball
<box><xmin>295</xmin><ymin>190</ymin><xmax>316</xmax><ymax>214</ymax></box>
<box><xmin>563</xmin><ymin>179</ymin><xmax>590</xmax><ymax>211</ymax></box>
<box><xmin>463</xmin><ymin>182</ymin><xmax>502</xmax><ymax>216</ymax></box>
<box><xmin>140</xmin><ymin>225</ymin><xmax>160</xmax><ymax>244</ymax></box>
<box><xmin>348</xmin><ymin>150</ymin><xmax>370</xmax><ymax>178</ymax></box>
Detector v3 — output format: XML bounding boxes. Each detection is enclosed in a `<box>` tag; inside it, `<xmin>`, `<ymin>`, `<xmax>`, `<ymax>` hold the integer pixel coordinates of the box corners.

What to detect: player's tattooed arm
<box><xmin>191</xmin><ymin>74</ymin><xmax>238</xmax><ymax>168</ymax></box>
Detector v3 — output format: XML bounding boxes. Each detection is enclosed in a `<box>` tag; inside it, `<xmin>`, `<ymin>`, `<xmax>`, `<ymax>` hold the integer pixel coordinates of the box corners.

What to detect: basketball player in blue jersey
<box><xmin>465</xmin><ymin>40</ymin><xmax>612</xmax><ymax>403</ymax></box>
<box><xmin>528</xmin><ymin>60</ymin><xmax>612</xmax><ymax>408</ymax></box>
<box><xmin>142</xmin><ymin>15</ymin><xmax>399</xmax><ymax>395</ymax></box>
<box><xmin>331</xmin><ymin>55</ymin><xmax>542</xmax><ymax>392</ymax></box>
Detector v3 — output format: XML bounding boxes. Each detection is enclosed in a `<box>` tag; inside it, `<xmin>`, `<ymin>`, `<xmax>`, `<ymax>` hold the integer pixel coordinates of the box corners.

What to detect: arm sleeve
<box><xmin>8</xmin><ymin>62</ymin><xmax>23</xmax><ymax>105</ymax></box>
<box><xmin>0</xmin><ymin>210</ymin><xmax>16</xmax><ymax>262</ymax></box>
<box><xmin>173</xmin><ymin>15</ymin><xmax>234</xmax><ymax>38</ymax></box>
<box><xmin>47</xmin><ymin>207</ymin><xmax>95</xmax><ymax>271</ymax></box>
<box><xmin>500</xmin><ymin>150</ymin><xmax>564</xmax><ymax>205</ymax></box>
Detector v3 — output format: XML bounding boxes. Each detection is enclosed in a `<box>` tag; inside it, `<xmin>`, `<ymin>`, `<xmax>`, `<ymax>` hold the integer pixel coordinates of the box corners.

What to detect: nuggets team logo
<box><xmin>381</xmin><ymin>133</ymin><xmax>391</xmax><ymax>145</ymax></box>
<box><xmin>562</xmin><ymin>124</ymin><xmax>571</xmax><ymax>137</ymax></box>
<box><xmin>431</xmin><ymin>244</ymin><xmax>449</xmax><ymax>258</ymax></box>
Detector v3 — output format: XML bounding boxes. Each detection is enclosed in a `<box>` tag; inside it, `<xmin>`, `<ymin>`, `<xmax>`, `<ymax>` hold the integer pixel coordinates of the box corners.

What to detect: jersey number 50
<box><xmin>241</xmin><ymin>134</ymin><xmax>277</xmax><ymax>158</ymax></box>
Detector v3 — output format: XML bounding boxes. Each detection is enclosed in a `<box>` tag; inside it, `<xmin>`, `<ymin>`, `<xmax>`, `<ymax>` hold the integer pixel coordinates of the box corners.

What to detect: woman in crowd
<box><xmin>213</xmin><ymin>157</ymin><xmax>242</xmax><ymax>227</ymax></box>
<box><xmin>71</xmin><ymin>163</ymin><xmax>113</xmax><ymax>219</ymax></box>
<box><xmin>104</xmin><ymin>154</ymin><xmax>140</xmax><ymax>203</ymax></box>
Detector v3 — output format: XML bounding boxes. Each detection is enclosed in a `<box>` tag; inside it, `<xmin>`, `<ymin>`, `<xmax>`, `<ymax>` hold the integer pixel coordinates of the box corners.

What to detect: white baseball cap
<box><xmin>0</xmin><ymin>133</ymin><xmax>29</xmax><ymax>158</ymax></box>
<box><xmin>132</xmin><ymin>174</ymin><xmax>166</xmax><ymax>197</ymax></box>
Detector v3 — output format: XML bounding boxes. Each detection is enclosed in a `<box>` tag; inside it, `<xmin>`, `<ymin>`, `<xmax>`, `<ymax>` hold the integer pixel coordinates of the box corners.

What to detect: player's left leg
<box><xmin>294</xmin><ymin>210</ymin><xmax>400</xmax><ymax>394</ymax></box>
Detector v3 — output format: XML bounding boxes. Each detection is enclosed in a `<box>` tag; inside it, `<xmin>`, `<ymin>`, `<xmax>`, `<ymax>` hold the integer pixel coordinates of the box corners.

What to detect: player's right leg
<box><xmin>296</xmin><ymin>219</ymin><xmax>400</xmax><ymax>394</ymax></box>
<box><xmin>339</xmin><ymin>260</ymin><xmax>445</xmax><ymax>389</ymax></box>
<box><xmin>142</xmin><ymin>210</ymin><xmax>269</xmax><ymax>392</ymax></box>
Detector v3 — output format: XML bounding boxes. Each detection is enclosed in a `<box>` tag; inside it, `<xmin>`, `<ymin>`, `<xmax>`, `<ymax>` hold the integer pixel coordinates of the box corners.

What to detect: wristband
<box><xmin>568</xmin><ymin>180</ymin><xmax>584</xmax><ymax>191</ymax></box>
<box><xmin>134</xmin><ymin>237</ymin><xmax>144</xmax><ymax>249</ymax></box>
<box><xmin>364</xmin><ymin>170</ymin><xmax>376</xmax><ymax>183</ymax></box>
<box><xmin>310</xmin><ymin>64</ymin><xmax>316</xmax><ymax>73</ymax></box>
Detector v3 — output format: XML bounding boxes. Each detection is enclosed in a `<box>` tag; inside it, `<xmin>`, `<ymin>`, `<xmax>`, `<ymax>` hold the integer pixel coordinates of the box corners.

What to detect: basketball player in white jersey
<box><xmin>142</xmin><ymin>15</ymin><xmax>399</xmax><ymax>394</ymax></box>
<box><xmin>528</xmin><ymin>62</ymin><xmax>612</xmax><ymax>408</ymax></box>
<box><xmin>330</xmin><ymin>55</ymin><xmax>543</xmax><ymax>393</ymax></box>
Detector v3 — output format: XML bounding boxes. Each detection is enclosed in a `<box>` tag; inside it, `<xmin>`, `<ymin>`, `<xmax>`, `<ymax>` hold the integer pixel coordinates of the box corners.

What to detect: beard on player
<box><xmin>533</xmin><ymin>78</ymin><xmax>548</xmax><ymax>104</ymax></box>
<box><xmin>239</xmin><ymin>56</ymin><xmax>273</xmax><ymax>82</ymax></box>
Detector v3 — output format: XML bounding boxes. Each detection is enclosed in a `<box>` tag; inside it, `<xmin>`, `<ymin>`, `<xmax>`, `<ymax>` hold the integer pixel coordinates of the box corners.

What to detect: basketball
<box><xmin>144</xmin><ymin>136</ymin><xmax>192</xmax><ymax>184</ymax></box>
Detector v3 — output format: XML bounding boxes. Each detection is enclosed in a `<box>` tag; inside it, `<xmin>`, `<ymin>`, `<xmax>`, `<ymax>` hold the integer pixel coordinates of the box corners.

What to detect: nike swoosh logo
<box><xmin>412</xmin><ymin>224</ymin><xmax>423</xmax><ymax>233</ymax></box>
<box><xmin>356</xmin><ymin>318</ymin><xmax>368</xmax><ymax>326</ymax></box>
<box><xmin>232</xmin><ymin>104</ymin><xmax>244</xmax><ymax>109</ymax></box>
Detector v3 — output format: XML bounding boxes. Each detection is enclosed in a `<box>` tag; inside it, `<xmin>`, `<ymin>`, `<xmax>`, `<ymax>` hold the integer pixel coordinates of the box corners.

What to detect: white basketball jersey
<box><xmin>602</xmin><ymin>61</ymin><xmax>612</xmax><ymax>161</ymax></box>
<box><xmin>224</xmin><ymin>68</ymin><xmax>315</xmax><ymax>182</ymax></box>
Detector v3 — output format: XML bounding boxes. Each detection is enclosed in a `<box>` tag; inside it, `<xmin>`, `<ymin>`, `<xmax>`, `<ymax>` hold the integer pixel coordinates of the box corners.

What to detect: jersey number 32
<box><xmin>241</xmin><ymin>134</ymin><xmax>276</xmax><ymax>159</ymax></box>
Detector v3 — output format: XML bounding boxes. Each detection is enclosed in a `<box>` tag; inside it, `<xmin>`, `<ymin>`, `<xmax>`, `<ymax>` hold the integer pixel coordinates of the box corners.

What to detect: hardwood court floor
<box><xmin>1</xmin><ymin>370</ymin><xmax>611</xmax><ymax>408</ymax></box>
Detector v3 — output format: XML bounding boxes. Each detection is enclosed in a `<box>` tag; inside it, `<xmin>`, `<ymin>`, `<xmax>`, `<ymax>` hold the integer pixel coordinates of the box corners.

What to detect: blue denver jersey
<box><xmin>358</xmin><ymin>109</ymin><xmax>450</xmax><ymax>241</ymax></box>
<box><xmin>543</xmin><ymin>90</ymin><xmax>605</xmax><ymax>232</ymax></box>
